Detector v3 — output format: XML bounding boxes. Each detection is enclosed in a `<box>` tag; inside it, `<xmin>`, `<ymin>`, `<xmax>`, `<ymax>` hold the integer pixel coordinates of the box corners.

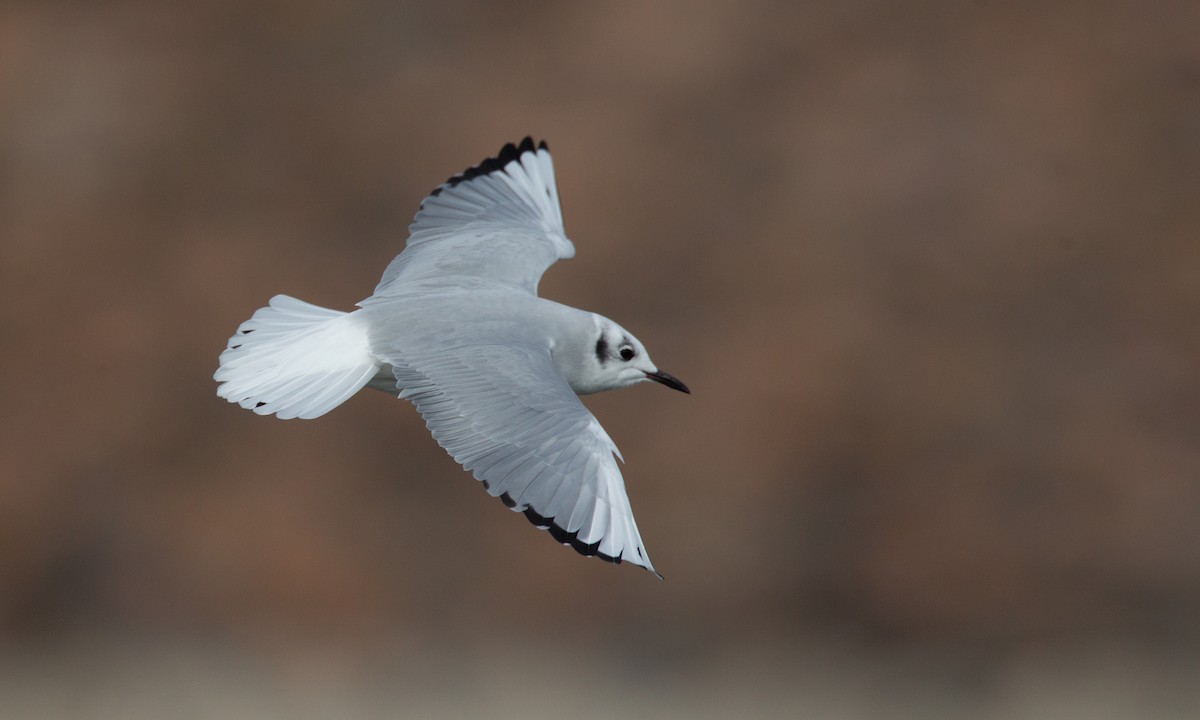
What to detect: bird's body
<box><xmin>365</xmin><ymin>287</ymin><xmax>589</xmax><ymax>391</ymax></box>
<box><xmin>215</xmin><ymin>138</ymin><xmax>687</xmax><ymax>577</ymax></box>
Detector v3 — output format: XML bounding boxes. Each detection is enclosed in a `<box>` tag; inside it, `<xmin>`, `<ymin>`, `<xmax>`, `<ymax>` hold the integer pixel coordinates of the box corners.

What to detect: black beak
<box><xmin>645</xmin><ymin>370</ymin><xmax>691</xmax><ymax>394</ymax></box>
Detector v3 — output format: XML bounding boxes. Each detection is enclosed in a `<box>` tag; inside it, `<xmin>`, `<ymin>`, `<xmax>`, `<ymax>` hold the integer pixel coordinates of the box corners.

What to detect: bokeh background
<box><xmin>3</xmin><ymin>1</ymin><xmax>1199</xmax><ymax>717</ymax></box>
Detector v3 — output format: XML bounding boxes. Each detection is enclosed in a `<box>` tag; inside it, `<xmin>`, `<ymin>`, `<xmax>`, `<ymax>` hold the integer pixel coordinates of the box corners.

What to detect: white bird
<box><xmin>214</xmin><ymin>138</ymin><xmax>688</xmax><ymax>577</ymax></box>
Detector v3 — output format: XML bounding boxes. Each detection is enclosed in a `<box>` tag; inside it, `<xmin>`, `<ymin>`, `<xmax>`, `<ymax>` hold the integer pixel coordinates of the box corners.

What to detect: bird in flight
<box><xmin>215</xmin><ymin>138</ymin><xmax>689</xmax><ymax>577</ymax></box>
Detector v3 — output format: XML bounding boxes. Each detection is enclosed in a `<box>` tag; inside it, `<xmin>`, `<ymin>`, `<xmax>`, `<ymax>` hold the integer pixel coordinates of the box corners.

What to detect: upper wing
<box><xmin>371</xmin><ymin>138</ymin><xmax>575</xmax><ymax>297</ymax></box>
<box><xmin>387</xmin><ymin>342</ymin><xmax>658</xmax><ymax>576</ymax></box>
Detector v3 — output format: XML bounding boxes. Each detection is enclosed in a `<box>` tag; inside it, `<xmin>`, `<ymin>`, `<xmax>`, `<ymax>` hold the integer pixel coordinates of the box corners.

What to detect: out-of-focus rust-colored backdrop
<box><xmin>3</xmin><ymin>1</ymin><xmax>1199</xmax><ymax>717</ymax></box>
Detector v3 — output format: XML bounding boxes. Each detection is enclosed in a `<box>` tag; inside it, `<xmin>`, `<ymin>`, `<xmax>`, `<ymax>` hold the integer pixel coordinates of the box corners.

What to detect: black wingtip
<box><xmin>431</xmin><ymin>137</ymin><xmax>548</xmax><ymax>195</ymax></box>
<box><xmin>480</xmin><ymin>497</ymin><xmax>658</xmax><ymax>577</ymax></box>
<box><xmin>521</xmin><ymin>504</ymin><xmax>619</xmax><ymax>563</ymax></box>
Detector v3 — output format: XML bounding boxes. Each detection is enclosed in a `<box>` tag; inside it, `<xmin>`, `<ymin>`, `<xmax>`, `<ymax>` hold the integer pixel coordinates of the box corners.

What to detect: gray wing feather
<box><xmin>389</xmin><ymin>344</ymin><xmax>657</xmax><ymax>575</ymax></box>
<box><xmin>372</xmin><ymin>139</ymin><xmax>574</xmax><ymax>297</ymax></box>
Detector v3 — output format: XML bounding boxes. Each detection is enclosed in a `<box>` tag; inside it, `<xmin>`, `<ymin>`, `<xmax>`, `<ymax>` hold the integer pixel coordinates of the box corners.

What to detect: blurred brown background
<box><xmin>3</xmin><ymin>1</ymin><xmax>1199</xmax><ymax>717</ymax></box>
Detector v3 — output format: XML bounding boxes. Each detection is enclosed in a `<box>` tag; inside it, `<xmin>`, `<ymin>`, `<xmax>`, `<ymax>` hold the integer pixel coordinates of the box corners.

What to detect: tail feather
<box><xmin>215</xmin><ymin>295</ymin><xmax>380</xmax><ymax>420</ymax></box>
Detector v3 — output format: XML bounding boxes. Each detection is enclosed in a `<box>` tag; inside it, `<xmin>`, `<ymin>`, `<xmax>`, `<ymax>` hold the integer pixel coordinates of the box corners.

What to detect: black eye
<box><xmin>619</xmin><ymin>345</ymin><xmax>635</xmax><ymax>361</ymax></box>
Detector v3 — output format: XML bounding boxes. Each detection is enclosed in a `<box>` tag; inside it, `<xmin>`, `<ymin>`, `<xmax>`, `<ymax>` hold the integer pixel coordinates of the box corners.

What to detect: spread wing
<box><xmin>386</xmin><ymin>341</ymin><xmax>658</xmax><ymax>576</ymax></box>
<box><xmin>371</xmin><ymin>138</ymin><xmax>574</xmax><ymax>298</ymax></box>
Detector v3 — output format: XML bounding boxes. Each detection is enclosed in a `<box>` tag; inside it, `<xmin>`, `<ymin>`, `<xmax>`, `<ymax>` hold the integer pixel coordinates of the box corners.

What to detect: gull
<box><xmin>214</xmin><ymin>138</ymin><xmax>688</xmax><ymax>577</ymax></box>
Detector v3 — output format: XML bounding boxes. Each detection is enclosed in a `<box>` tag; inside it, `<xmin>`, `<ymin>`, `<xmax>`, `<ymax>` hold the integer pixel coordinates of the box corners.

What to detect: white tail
<box><xmin>214</xmin><ymin>295</ymin><xmax>381</xmax><ymax>420</ymax></box>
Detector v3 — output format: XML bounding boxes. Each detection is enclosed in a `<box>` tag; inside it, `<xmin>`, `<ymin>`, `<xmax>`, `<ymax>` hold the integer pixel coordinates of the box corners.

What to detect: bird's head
<box><xmin>568</xmin><ymin>315</ymin><xmax>689</xmax><ymax>396</ymax></box>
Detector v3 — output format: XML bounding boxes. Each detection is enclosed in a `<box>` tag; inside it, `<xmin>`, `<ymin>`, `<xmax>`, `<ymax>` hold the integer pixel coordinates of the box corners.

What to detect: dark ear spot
<box><xmin>595</xmin><ymin>336</ymin><xmax>609</xmax><ymax>364</ymax></box>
